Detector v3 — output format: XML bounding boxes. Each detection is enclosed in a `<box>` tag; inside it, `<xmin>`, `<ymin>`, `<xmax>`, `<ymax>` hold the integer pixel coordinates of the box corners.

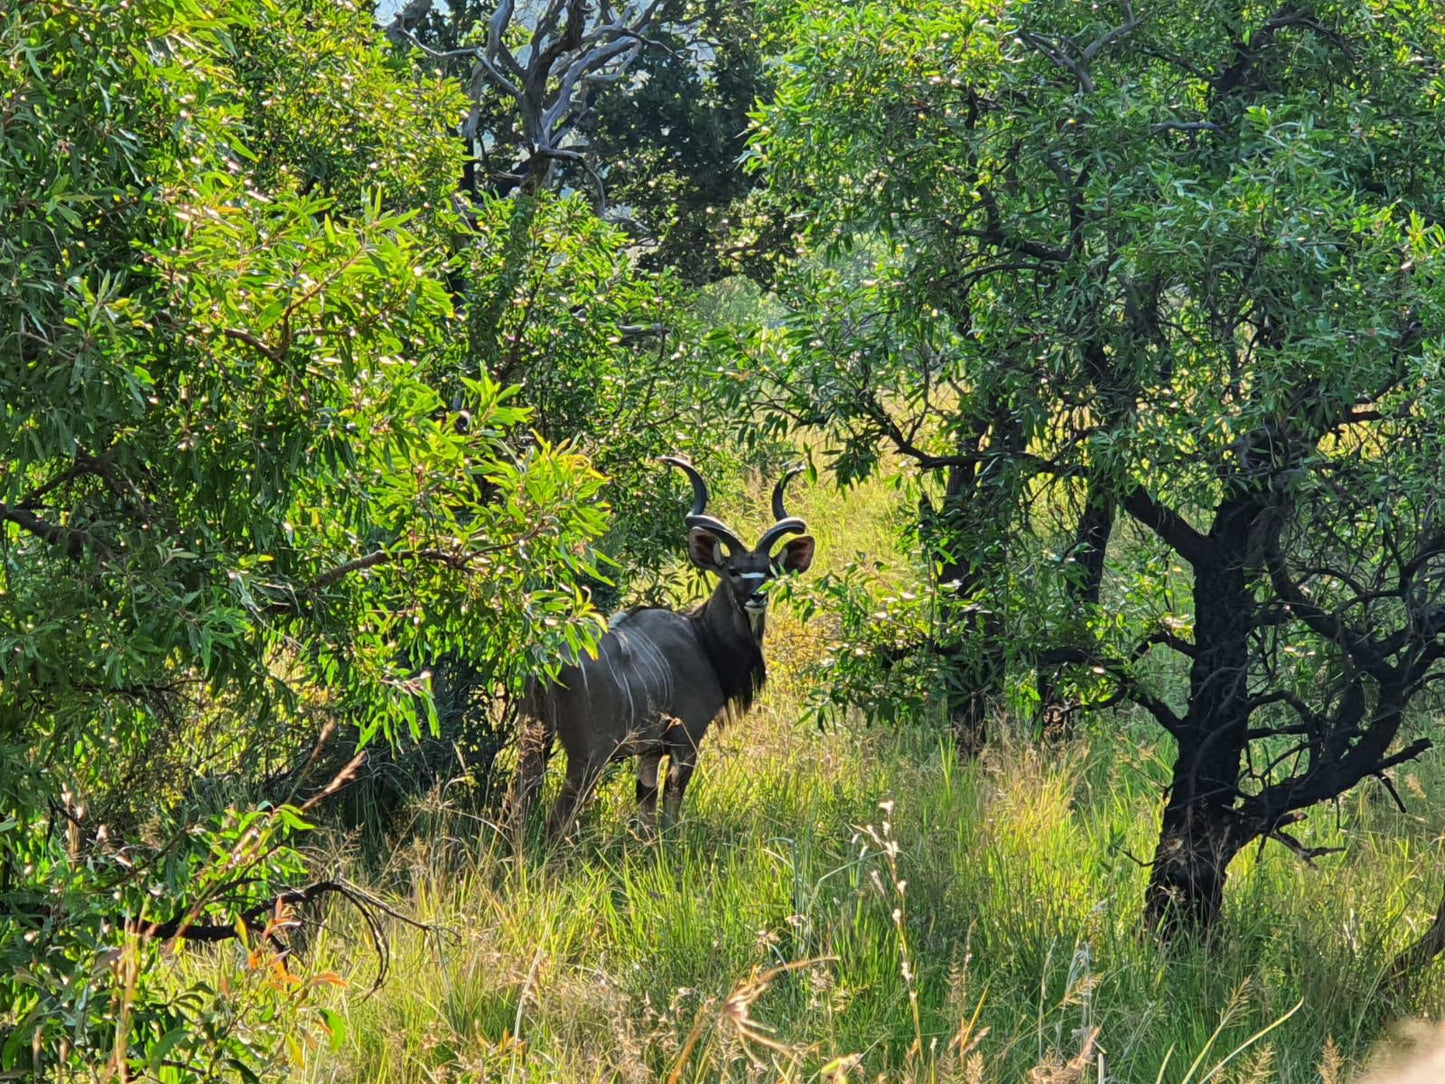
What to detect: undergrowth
<box><xmin>166</xmin><ymin>470</ymin><xmax>1445</xmax><ymax>1083</ymax></box>
<box><xmin>272</xmin><ymin>701</ymin><xmax>1445</xmax><ymax>1083</ymax></box>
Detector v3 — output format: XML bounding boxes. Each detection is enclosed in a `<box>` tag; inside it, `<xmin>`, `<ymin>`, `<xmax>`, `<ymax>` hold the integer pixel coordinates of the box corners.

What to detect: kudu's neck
<box><xmin>699</xmin><ymin>577</ymin><xmax>765</xmax><ymax>641</ymax></box>
<box><xmin>690</xmin><ymin>577</ymin><xmax>767</xmax><ymax>715</ymax></box>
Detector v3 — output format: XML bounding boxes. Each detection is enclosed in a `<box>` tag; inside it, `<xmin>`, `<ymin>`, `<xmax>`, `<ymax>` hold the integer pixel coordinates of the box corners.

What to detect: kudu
<box><xmin>511</xmin><ymin>457</ymin><xmax>815</xmax><ymax>837</ymax></box>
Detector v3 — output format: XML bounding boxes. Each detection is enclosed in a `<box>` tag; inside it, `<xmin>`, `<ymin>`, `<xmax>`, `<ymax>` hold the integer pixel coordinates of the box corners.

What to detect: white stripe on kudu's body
<box><xmin>511</xmin><ymin>458</ymin><xmax>816</xmax><ymax>838</ymax></box>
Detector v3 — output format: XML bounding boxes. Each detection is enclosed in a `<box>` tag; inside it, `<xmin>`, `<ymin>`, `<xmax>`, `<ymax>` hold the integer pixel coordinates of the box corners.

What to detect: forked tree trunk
<box><xmin>1144</xmin><ymin>508</ymin><xmax>1256</xmax><ymax>935</ymax></box>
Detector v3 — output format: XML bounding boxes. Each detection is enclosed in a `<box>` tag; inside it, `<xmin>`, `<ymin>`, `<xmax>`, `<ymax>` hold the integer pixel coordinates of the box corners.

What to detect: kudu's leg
<box><xmin>635</xmin><ymin>752</ymin><xmax>662</xmax><ymax>837</ymax></box>
<box><xmin>661</xmin><ymin>745</ymin><xmax>697</xmax><ymax>828</ymax></box>
<box><xmin>506</xmin><ymin>715</ymin><xmax>554</xmax><ymax>829</ymax></box>
<box><xmin>546</xmin><ymin>756</ymin><xmax>604</xmax><ymax>841</ymax></box>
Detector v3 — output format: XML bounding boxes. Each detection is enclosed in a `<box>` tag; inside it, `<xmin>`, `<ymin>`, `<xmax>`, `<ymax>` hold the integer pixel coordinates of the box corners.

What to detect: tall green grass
<box><xmin>212</xmin><ymin>468</ymin><xmax>1445</xmax><ymax>1083</ymax></box>
<box><xmin>280</xmin><ymin>707</ymin><xmax>1445</xmax><ymax>1083</ymax></box>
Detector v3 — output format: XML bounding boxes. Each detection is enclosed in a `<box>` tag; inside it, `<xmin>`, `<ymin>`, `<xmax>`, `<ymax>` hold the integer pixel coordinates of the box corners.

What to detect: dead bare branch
<box><xmin>139</xmin><ymin>878</ymin><xmax>437</xmax><ymax>993</ymax></box>
<box><xmin>401</xmin><ymin>0</ymin><xmax>669</xmax><ymax>202</ymax></box>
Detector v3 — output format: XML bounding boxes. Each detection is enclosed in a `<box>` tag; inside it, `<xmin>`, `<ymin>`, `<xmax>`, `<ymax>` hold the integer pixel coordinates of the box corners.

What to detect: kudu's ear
<box><xmin>687</xmin><ymin>527</ymin><xmax>728</xmax><ymax>573</ymax></box>
<box><xmin>780</xmin><ymin>535</ymin><xmax>815</xmax><ymax>574</ymax></box>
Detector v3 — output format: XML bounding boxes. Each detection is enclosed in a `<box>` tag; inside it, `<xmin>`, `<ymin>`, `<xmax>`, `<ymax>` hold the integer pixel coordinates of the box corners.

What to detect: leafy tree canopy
<box><xmin>745</xmin><ymin>0</ymin><xmax>1445</xmax><ymax>929</ymax></box>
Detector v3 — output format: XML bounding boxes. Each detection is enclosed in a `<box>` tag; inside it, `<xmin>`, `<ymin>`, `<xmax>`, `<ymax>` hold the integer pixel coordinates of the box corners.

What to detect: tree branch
<box><xmin>1213</xmin><ymin>6</ymin><xmax>1355</xmax><ymax>102</ymax></box>
<box><xmin>1</xmin><ymin>504</ymin><xmax>114</xmax><ymax>562</ymax></box>
<box><xmin>966</xmin><ymin>186</ymin><xmax>1071</xmax><ymax>263</ymax></box>
<box><xmin>1151</xmin><ymin>120</ymin><xmax>1219</xmax><ymax>135</ymax></box>
<box><xmin>1262</xmin><ymin>536</ymin><xmax>1391</xmax><ymax>678</ymax></box>
<box><xmin>136</xmin><ymin>879</ymin><xmax>437</xmax><ymax>993</ymax></box>
<box><xmin>1036</xmin><ymin>645</ymin><xmax>1185</xmax><ymax>735</ymax></box>
<box><xmin>1266</xmin><ymin>826</ymin><xmax>1345</xmax><ymax>867</ymax></box>
<box><xmin>1241</xmin><ymin>737</ymin><xmax>1432</xmax><ymax>832</ymax></box>
<box><xmin>1021</xmin><ymin>31</ymin><xmax>1094</xmax><ymax>93</ymax></box>
<box><xmin>394</xmin><ymin>30</ymin><xmax>484</xmax><ymax>64</ymax></box>
<box><xmin>263</xmin><ymin>536</ymin><xmax>538</xmax><ymax>614</ymax></box>
<box><xmin>18</xmin><ymin>462</ymin><xmax>87</xmax><ymax>509</ymax></box>
<box><xmin>1132</xmin><ymin>628</ymin><xmax>1197</xmax><ymax>660</ymax></box>
<box><xmin>1020</xmin><ymin>7</ymin><xmax>1145</xmax><ymax>93</ymax></box>
<box><xmin>222</xmin><ymin>327</ymin><xmax>283</xmax><ymax>364</ymax></box>
<box><xmin>307</xmin><ymin>547</ymin><xmax>483</xmax><ymax>592</ymax></box>
<box><xmin>1080</xmin><ymin>12</ymin><xmax>1146</xmax><ymax>65</ymax></box>
<box><xmin>486</xmin><ymin>0</ymin><xmax>524</xmax><ymax>80</ymax></box>
<box><xmin>1120</xmin><ymin>486</ymin><xmax>1212</xmax><ymax>566</ymax></box>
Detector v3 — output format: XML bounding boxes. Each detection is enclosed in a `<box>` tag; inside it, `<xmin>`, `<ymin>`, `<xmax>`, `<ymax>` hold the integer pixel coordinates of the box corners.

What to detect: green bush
<box><xmin>0</xmin><ymin>0</ymin><xmax>610</xmax><ymax>1074</ymax></box>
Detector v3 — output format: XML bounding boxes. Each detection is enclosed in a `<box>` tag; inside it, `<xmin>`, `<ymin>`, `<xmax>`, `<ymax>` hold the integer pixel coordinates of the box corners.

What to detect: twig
<box><xmin>139</xmin><ymin>878</ymin><xmax>436</xmax><ymax>993</ymax></box>
<box><xmin>222</xmin><ymin>327</ymin><xmax>283</xmax><ymax>364</ymax></box>
<box><xmin>1151</xmin><ymin>120</ymin><xmax>1220</xmax><ymax>134</ymax></box>
<box><xmin>1373</xmin><ymin>771</ymin><xmax>1409</xmax><ymax>815</ymax></box>
<box><xmin>1266</xmin><ymin>828</ymin><xmax>1344</xmax><ymax>868</ymax></box>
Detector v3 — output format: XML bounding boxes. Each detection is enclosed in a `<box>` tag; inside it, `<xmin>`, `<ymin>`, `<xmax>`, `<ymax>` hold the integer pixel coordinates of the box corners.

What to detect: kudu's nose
<box><xmin>739</xmin><ymin>571</ymin><xmax>770</xmax><ymax>612</ymax></box>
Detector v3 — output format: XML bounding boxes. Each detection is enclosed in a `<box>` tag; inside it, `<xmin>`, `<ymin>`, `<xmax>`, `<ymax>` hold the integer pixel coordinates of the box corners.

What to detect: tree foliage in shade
<box><xmin>386</xmin><ymin>0</ymin><xmax>769</xmax><ymax>583</ymax></box>
<box><xmin>449</xmin><ymin>193</ymin><xmax>744</xmax><ymax>577</ymax></box>
<box><xmin>745</xmin><ymin>0</ymin><xmax>1445</xmax><ymax>931</ymax></box>
<box><xmin>578</xmin><ymin>0</ymin><xmax>794</xmax><ymax>285</ymax></box>
<box><xmin>0</xmin><ymin>0</ymin><xmax>610</xmax><ymax>1073</ymax></box>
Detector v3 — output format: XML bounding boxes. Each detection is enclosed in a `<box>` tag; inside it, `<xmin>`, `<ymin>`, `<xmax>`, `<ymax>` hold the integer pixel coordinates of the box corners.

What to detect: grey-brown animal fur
<box><xmin>511</xmin><ymin>457</ymin><xmax>816</xmax><ymax>838</ymax></box>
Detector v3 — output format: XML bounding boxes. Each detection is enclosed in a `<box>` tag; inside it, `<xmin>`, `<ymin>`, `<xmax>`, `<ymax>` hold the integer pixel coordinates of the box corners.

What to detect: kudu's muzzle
<box><xmin>739</xmin><ymin>571</ymin><xmax>771</xmax><ymax>612</ymax></box>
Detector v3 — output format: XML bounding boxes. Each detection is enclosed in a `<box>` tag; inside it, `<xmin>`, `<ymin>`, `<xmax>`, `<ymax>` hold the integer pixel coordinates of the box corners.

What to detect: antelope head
<box><xmin>661</xmin><ymin>457</ymin><xmax>815</xmax><ymax>630</ymax></box>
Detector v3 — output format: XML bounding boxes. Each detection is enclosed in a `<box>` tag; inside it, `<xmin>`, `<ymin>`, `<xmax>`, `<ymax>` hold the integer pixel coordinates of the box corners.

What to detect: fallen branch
<box><xmin>139</xmin><ymin>878</ymin><xmax>438</xmax><ymax>993</ymax></box>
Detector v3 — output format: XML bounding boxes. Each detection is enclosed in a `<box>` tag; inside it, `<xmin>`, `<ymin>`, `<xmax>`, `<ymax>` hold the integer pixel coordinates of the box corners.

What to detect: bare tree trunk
<box><xmin>1144</xmin><ymin>504</ymin><xmax>1255</xmax><ymax>935</ymax></box>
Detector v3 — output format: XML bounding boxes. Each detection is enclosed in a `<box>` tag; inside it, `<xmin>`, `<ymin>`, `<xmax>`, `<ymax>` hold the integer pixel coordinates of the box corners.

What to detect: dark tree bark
<box><xmin>1068</xmin><ymin>484</ymin><xmax>1115</xmax><ymax>609</ymax></box>
<box><xmin>1142</xmin><ymin>497</ymin><xmax>1261</xmax><ymax>931</ymax></box>
<box><xmin>1130</xmin><ymin>449</ymin><xmax>1441</xmax><ymax>937</ymax></box>
<box><xmin>1387</xmin><ymin>880</ymin><xmax>1445</xmax><ymax>993</ymax></box>
<box><xmin>938</xmin><ymin>615</ymin><xmax>1003</xmax><ymax>759</ymax></box>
